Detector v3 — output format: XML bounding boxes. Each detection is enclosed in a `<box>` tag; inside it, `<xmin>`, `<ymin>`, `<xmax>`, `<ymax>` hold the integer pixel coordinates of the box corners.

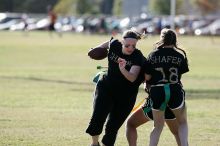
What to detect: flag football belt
<box><xmin>143</xmin><ymin>97</ymin><xmax>153</xmax><ymax>113</ymax></box>
<box><xmin>150</xmin><ymin>83</ymin><xmax>181</xmax><ymax>111</ymax></box>
<box><xmin>159</xmin><ymin>84</ymin><xmax>171</xmax><ymax>111</ymax></box>
<box><xmin>93</xmin><ymin>70</ymin><xmax>106</xmax><ymax>83</ymax></box>
<box><xmin>150</xmin><ymin>83</ymin><xmax>171</xmax><ymax>111</ymax></box>
<box><xmin>150</xmin><ymin>82</ymin><xmax>178</xmax><ymax>87</ymax></box>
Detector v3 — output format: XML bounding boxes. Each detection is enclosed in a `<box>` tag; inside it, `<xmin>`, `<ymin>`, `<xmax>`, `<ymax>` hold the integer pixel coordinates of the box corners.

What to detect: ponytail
<box><xmin>176</xmin><ymin>47</ymin><xmax>188</xmax><ymax>64</ymax></box>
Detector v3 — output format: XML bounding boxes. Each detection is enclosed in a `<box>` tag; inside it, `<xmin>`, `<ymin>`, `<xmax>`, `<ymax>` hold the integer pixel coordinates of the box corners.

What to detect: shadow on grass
<box><xmin>139</xmin><ymin>88</ymin><xmax>220</xmax><ymax>99</ymax></box>
<box><xmin>0</xmin><ymin>75</ymin><xmax>93</xmax><ymax>86</ymax></box>
<box><xmin>0</xmin><ymin>75</ymin><xmax>95</xmax><ymax>92</ymax></box>
<box><xmin>185</xmin><ymin>89</ymin><xmax>220</xmax><ymax>99</ymax></box>
<box><xmin>1</xmin><ymin>75</ymin><xmax>220</xmax><ymax>98</ymax></box>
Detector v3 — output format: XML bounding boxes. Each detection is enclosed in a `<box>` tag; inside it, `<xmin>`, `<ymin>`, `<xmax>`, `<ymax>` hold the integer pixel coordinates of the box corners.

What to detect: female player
<box><xmin>144</xmin><ymin>28</ymin><xmax>189</xmax><ymax>146</ymax></box>
<box><xmin>86</xmin><ymin>29</ymin><xmax>145</xmax><ymax>146</ymax></box>
<box><xmin>126</xmin><ymin>89</ymin><xmax>180</xmax><ymax>146</ymax></box>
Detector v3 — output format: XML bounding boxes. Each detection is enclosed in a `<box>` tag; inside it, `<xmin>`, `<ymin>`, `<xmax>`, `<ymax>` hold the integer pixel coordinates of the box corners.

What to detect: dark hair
<box><xmin>156</xmin><ymin>28</ymin><xmax>177</xmax><ymax>47</ymax></box>
<box><xmin>122</xmin><ymin>29</ymin><xmax>141</xmax><ymax>40</ymax></box>
<box><xmin>155</xmin><ymin>28</ymin><xmax>188</xmax><ymax>63</ymax></box>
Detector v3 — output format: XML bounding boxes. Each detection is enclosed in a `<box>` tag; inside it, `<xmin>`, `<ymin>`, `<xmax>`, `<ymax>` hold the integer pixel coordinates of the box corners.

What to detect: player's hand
<box><xmin>144</xmin><ymin>82</ymin><xmax>150</xmax><ymax>93</ymax></box>
<box><xmin>118</xmin><ymin>58</ymin><xmax>126</xmax><ymax>69</ymax></box>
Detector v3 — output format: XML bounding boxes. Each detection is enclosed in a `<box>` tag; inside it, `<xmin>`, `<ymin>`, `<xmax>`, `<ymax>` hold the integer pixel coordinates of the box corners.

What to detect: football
<box><xmin>88</xmin><ymin>47</ymin><xmax>108</xmax><ymax>60</ymax></box>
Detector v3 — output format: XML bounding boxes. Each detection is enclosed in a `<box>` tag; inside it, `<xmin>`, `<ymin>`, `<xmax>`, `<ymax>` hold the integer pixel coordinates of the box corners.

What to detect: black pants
<box><xmin>86</xmin><ymin>80</ymin><xmax>138</xmax><ymax>146</ymax></box>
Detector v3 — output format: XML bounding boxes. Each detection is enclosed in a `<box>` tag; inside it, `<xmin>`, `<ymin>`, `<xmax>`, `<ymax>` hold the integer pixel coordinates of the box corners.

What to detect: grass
<box><xmin>0</xmin><ymin>31</ymin><xmax>220</xmax><ymax>145</ymax></box>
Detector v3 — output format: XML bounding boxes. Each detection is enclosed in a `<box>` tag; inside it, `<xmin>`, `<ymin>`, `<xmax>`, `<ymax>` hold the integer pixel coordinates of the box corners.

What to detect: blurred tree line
<box><xmin>0</xmin><ymin>0</ymin><xmax>58</xmax><ymax>13</ymax></box>
<box><xmin>0</xmin><ymin>0</ymin><xmax>219</xmax><ymax>15</ymax></box>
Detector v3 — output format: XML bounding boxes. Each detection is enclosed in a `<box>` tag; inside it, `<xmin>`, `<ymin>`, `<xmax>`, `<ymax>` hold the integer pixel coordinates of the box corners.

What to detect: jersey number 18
<box><xmin>155</xmin><ymin>67</ymin><xmax>178</xmax><ymax>83</ymax></box>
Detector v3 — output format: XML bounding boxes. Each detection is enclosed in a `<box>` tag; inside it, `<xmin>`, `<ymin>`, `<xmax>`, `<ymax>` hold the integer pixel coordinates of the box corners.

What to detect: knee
<box><xmin>154</xmin><ymin>118</ymin><xmax>164</xmax><ymax>127</ymax></box>
<box><xmin>126</xmin><ymin>118</ymin><xmax>136</xmax><ymax>129</ymax></box>
<box><xmin>154</xmin><ymin>120</ymin><xmax>164</xmax><ymax>131</ymax></box>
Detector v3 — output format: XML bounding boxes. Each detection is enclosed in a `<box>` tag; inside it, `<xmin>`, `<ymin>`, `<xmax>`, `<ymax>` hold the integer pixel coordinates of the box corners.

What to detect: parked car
<box><xmin>195</xmin><ymin>19</ymin><xmax>220</xmax><ymax>36</ymax></box>
<box><xmin>0</xmin><ymin>13</ymin><xmax>22</xmax><ymax>30</ymax></box>
<box><xmin>27</xmin><ymin>18</ymin><xmax>50</xmax><ymax>30</ymax></box>
<box><xmin>10</xmin><ymin>18</ymin><xmax>37</xmax><ymax>31</ymax></box>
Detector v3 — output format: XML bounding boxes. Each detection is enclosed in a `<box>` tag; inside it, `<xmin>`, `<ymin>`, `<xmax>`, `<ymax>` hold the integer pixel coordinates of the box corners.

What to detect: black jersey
<box><xmin>105</xmin><ymin>39</ymin><xmax>144</xmax><ymax>88</ymax></box>
<box><xmin>144</xmin><ymin>47</ymin><xmax>189</xmax><ymax>86</ymax></box>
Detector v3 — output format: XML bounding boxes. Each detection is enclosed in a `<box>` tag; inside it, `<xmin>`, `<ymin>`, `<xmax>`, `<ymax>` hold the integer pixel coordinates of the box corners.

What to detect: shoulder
<box><xmin>174</xmin><ymin>48</ymin><xmax>187</xmax><ymax>59</ymax></box>
<box><xmin>109</xmin><ymin>38</ymin><xmax>121</xmax><ymax>47</ymax></box>
<box><xmin>147</xmin><ymin>48</ymin><xmax>159</xmax><ymax>58</ymax></box>
<box><xmin>134</xmin><ymin>48</ymin><xmax>143</xmax><ymax>56</ymax></box>
<box><xmin>109</xmin><ymin>38</ymin><xmax>122</xmax><ymax>52</ymax></box>
<box><xmin>133</xmin><ymin>49</ymin><xmax>145</xmax><ymax>62</ymax></box>
<box><xmin>132</xmin><ymin>49</ymin><xmax>145</xmax><ymax>65</ymax></box>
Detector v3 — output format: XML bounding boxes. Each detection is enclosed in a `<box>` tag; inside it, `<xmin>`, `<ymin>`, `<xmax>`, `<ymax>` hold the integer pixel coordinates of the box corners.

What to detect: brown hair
<box><xmin>156</xmin><ymin>28</ymin><xmax>177</xmax><ymax>47</ymax></box>
<box><xmin>122</xmin><ymin>29</ymin><xmax>142</xmax><ymax>40</ymax></box>
<box><xmin>156</xmin><ymin>28</ymin><xmax>188</xmax><ymax>62</ymax></box>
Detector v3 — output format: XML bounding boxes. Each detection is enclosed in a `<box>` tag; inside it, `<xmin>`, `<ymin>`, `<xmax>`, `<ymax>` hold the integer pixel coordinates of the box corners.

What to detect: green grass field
<box><xmin>0</xmin><ymin>31</ymin><xmax>220</xmax><ymax>146</ymax></box>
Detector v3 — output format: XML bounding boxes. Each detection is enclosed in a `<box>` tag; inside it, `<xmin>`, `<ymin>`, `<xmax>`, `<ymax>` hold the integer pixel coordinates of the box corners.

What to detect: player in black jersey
<box><xmin>144</xmin><ymin>28</ymin><xmax>189</xmax><ymax>146</ymax></box>
<box><xmin>126</xmin><ymin>84</ymin><xmax>181</xmax><ymax>146</ymax></box>
<box><xmin>86</xmin><ymin>29</ymin><xmax>145</xmax><ymax>146</ymax></box>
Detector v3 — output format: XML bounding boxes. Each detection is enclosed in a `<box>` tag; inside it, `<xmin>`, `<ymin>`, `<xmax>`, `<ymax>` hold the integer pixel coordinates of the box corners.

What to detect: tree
<box><xmin>149</xmin><ymin>0</ymin><xmax>183</xmax><ymax>15</ymax></box>
<box><xmin>0</xmin><ymin>0</ymin><xmax>58</xmax><ymax>13</ymax></box>
<box><xmin>54</xmin><ymin>0</ymin><xmax>101</xmax><ymax>15</ymax></box>
<box><xmin>76</xmin><ymin>0</ymin><xmax>91</xmax><ymax>14</ymax></box>
<box><xmin>149</xmin><ymin>0</ymin><xmax>171</xmax><ymax>15</ymax></box>
<box><xmin>23</xmin><ymin>0</ymin><xmax>58</xmax><ymax>13</ymax></box>
<box><xmin>195</xmin><ymin>0</ymin><xmax>220</xmax><ymax>14</ymax></box>
<box><xmin>100</xmin><ymin>0</ymin><xmax>114</xmax><ymax>15</ymax></box>
<box><xmin>0</xmin><ymin>0</ymin><xmax>14</xmax><ymax>12</ymax></box>
<box><xmin>113</xmin><ymin>0</ymin><xmax>122</xmax><ymax>16</ymax></box>
<box><xmin>54</xmin><ymin>0</ymin><xmax>77</xmax><ymax>15</ymax></box>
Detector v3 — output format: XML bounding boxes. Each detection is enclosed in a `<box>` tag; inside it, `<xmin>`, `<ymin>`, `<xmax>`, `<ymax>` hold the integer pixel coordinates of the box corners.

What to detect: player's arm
<box><xmin>145</xmin><ymin>73</ymin><xmax>151</xmax><ymax>81</ymax></box>
<box><xmin>118</xmin><ymin>58</ymin><xmax>141</xmax><ymax>82</ymax></box>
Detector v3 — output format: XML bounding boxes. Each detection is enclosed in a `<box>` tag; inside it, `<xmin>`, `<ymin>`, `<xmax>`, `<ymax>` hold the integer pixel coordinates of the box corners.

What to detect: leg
<box><xmin>102</xmin><ymin>94</ymin><xmax>136</xmax><ymax>146</ymax></box>
<box><xmin>91</xmin><ymin>135</ymin><xmax>99</xmax><ymax>146</ymax></box>
<box><xmin>166</xmin><ymin>120</ymin><xmax>181</xmax><ymax>146</ymax></box>
<box><xmin>172</xmin><ymin>105</ymin><xmax>188</xmax><ymax>146</ymax></box>
<box><xmin>164</xmin><ymin>106</ymin><xmax>181</xmax><ymax>146</ymax></box>
<box><xmin>86</xmin><ymin>83</ymin><xmax>113</xmax><ymax>146</ymax></box>
<box><xmin>169</xmin><ymin>85</ymin><xmax>188</xmax><ymax>146</ymax></box>
<box><xmin>149</xmin><ymin>110</ymin><xmax>165</xmax><ymax>146</ymax></box>
<box><xmin>168</xmin><ymin>84</ymin><xmax>188</xmax><ymax>146</ymax></box>
<box><xmin>86</xmin><ymin>96</ymin><xmax>112</xmax><ymax>145</ymax></box>
<box><xmin>126</xmin><ymin>108</ymin><xmax>150</xmax><ymax>146</ymax></box>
